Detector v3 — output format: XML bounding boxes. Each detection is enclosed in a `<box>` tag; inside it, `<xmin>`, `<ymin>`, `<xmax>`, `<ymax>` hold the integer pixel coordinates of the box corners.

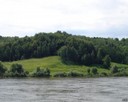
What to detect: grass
<box><xmin>3</xmin><ymin>56</ymin><xmax>128</xmax><ymax>76</ymax></box>
<box><xmin>111</xmin><ymin>62</ymin><xmax>128</xmax><ymax>73</ymax></box>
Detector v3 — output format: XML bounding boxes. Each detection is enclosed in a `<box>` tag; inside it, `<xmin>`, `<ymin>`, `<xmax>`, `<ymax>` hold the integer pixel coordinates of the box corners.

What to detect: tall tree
<box><xmin>103</xmin><ymin>55</ymin><xmax>111</xmax><ymax>69</ymax></box>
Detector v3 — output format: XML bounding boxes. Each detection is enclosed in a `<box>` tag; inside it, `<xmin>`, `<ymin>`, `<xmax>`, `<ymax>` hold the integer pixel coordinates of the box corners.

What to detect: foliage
<box><xmin>0</xmin><ymin>61</ymin><xmax>6</xmax><ymax>76</ymax></box>
<box><xmin>100</xmin><ymin>72</ymin><xmax>108</xmax><ymax>77</ymax></box>
<box><xmin>53</xmin><ymin>71</ymin><xmax>83</xmax><ymax>77</ymax></box>
<box><xmin>2</xmin><ymin>56</ymin><xmax>128</xmax><ymax>77</ymax></box>
<box><xmin>1</xmin><ymin>31</ymin><xmax>128</xmax><ymax>77</ymax></box>
<box><xmin>111</xmin><ymin>65</ymin><xmax>119</xmax><ymax>74</ymax></box>
<box><xmin>3</xmin><ymin>56</ymin><xmax>109</xmax><ymax>76</ymax></box>
<box><xmin>87</xmin><ymin>68</ymin><xmax>91</xmax><ymax>74</ymax></box>
<box><xmin>58</xmin><ymin>46</ymin><xmax>78</xmax><ymax>64</ymax></box>
<box><xmin>96</xmin><ymin>48</ymin><xmax>104</xmax><ymax>64</ymax></box>
<box><xmin>1</xmin><ymin>31</ymin><xmax>128</xmax><ymax>67</ymax></box>
<box><xmin>53</xmin><ymin>72</ymin><xmax>67</xmax><ymax>77</ymax></box>
<box><xmin>10</xmin><ymin>64</ymin><xmax>24</xmax><ymax>73</ymax></box>
<box><xmin>8</xmin><ymin>63</ymin><xmax>27</xmax><ymax>77</ymax></box>
<box><xmin>58</xmin><ymin>38</ymin><xmax>97</xmax><ymax>65</ymax></box>
<box><xmin>32</xmin><ymin>67</ymin><xmax>50</xmax><ymax>77</ymax></box>
<box><xmin>103</xmin><ymin>55</ymin><xmax>111</xmax><ymax>69</ymax></box>
<box><xmin>110</xmin><ymin>66</ymin><xmax>128</xmax><ymax>76</ymax></box>
<box><xmin>67</xmin><ymin>71</ymin><xmax>84</xmax><ymax>77</ymax></box>
<box><xmin>91</xmin><ymin>68</ymin><xmax>98</xmax><ymax>75</ymax></box>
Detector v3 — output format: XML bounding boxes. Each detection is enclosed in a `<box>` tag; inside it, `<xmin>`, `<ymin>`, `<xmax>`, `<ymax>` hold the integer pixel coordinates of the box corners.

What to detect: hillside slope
<box><xmin>3</xmin><ymin>56</ymin><xmax>128</xmax><ymax>76</ymax></box>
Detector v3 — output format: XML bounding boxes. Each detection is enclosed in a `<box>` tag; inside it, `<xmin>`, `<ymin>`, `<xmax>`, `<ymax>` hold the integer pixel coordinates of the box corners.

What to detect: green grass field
<box><xmin>3</xmin><ymin>56</ymin><xmax>128</xmax><ymax>76</ymax></box>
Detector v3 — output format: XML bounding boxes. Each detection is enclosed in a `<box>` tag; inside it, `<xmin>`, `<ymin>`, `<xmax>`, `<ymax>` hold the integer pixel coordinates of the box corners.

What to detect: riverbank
<box><xmin>1</xmin><ymin>56</ymin><xmax>128</xmax><ymax>78</ymax></box>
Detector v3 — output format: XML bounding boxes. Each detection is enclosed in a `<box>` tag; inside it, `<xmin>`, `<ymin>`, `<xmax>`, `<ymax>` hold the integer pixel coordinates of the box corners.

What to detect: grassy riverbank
<box><xmin>2</xmin><ymin>56</ymin><xmax>128</xmax><ymax>77</ymax></box>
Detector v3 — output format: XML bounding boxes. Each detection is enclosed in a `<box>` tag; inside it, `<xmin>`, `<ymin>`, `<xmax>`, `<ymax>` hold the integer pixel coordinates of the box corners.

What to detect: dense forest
<box><xmin>0</xmin><ymin>31</ymin><xmax>128</xmax><ymax>68</ymax></box>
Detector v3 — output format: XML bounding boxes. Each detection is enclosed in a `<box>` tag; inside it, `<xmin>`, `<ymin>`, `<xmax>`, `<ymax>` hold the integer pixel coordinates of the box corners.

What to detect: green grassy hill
<box><xmin>3</xmin><ymin>56</ymin><xmax>128</xmax><ymax>76</ymax></box>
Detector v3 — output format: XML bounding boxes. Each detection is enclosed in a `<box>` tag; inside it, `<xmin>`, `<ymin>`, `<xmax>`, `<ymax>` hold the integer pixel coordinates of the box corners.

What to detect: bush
<box><xmin>0</xmin><ymin>61</ymin><xmax>7</xmax><ymax>76</ymax></box>
<box><xmin>8</xmin><ymin>63</ymin><xmax>27</xmax><ymax>77</ymax></box>
<box><xmin>10</xmin><ymin>64</ymin><xmax>24</xmax><ymax>73</ymax></box>
<box><xmin>67</xmin><ymin>71</ymin><xmax>84</xmax><ymax>77</ymax></box>
<box><xmin>113</xmin><ymin>71</ymin><xmax>128</xmax><ymax>76</ymax></box>
<box><xmin>32</xmin><ymin>67</ymin><xmax>50</xmax><ymax>77</ymax></box>
<box><xmin>53</xmin><ymin>72</ymin><xmax>67</xmax><ymax>77</ymax></box>
<box><xmin>118</xmin><ymin>68</ymin><xmax>126</xmax><ymax>72</ymax></box>
<box><xmin>112</xmin><ymin>67</ymin><xmax>128</xmax><ymax>76</ymax></box>
<box><xmin>91</xmin><ymin>68</ymin><xmax>98</xmax><ymax>75</ymax></box>
<box><xmin>87</xmin><ymin>68</ymin><xmax>91</xmax><ymax>75</ymax></box>
<box><xmin>111</xmin><ymin>65</ymin><xmax>118</xmax><ymax>74</ymax></box>
<box><xmin>100</xmin><ymin>72</ymin><xmax>108</xmax><ymax>77</ymax></box>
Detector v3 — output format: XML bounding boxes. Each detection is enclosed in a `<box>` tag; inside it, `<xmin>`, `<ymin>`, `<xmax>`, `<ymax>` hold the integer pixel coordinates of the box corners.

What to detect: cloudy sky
<box><xmin>0</xmin><ymin>0</ymin><xmax>128</xmax><ymax>38</ymax></box>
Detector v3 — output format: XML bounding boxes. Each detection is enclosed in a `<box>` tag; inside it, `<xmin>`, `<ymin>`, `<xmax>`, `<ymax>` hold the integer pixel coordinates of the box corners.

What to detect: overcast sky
<box><xmin>0</xmin><ymin>0</ymin><xmax>128</xmax><ymax>38</ymax></box>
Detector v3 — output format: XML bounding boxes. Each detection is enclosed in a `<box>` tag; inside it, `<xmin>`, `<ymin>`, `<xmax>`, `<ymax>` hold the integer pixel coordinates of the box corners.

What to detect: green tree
<box><xmin>1</xmin><ymin>31</ymin><xmax>128</xmax><ymax>66</ymax></box>
<box><xmin>81</xmin><ymin>54</ymin><xmax>92</xmax><ymax>65</ymax></box>
<box><xmin>10</xmin><ymin>64</ymin><xmax>24</xmax><ymax>73</ymax></box>
<box><xmin>97</xmin><ymin>48</ymin><xmax>103</xmax><ymax>64</ymax></box>
<box><xmin>103</xmin><ymin>55</ymin><xmax>111</xmax><ymax>69</ymax></box>
<box><xmin>58</xmin><ymin>46</ymin><xmax>78</xmax><ymax>63</ymax></box>
<box><xmin>9</xmin><ymin>63</ymin><xmax>26</xmax><ymax>77</ymax></box>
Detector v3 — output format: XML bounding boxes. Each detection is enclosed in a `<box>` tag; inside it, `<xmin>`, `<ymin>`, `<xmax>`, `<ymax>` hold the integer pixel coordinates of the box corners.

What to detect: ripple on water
<box><xmin>0</xmin><ymin>77</ymin><xmax>128</xmax><ymax>102</ymax></box>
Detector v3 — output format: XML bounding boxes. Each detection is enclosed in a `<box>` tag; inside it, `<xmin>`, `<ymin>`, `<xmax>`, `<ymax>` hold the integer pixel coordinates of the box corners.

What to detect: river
<box><xmin>0</xmin><ymin>77</ymin><xmax>128</xmax><ymax>102</ymax></box>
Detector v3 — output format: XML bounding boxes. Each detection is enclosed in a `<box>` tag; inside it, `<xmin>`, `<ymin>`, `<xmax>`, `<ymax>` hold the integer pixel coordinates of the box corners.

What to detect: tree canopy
<box><xmin>0</xmin><ymin>31</ymin><xmax>128</xmax><ymax>67</ymax></box>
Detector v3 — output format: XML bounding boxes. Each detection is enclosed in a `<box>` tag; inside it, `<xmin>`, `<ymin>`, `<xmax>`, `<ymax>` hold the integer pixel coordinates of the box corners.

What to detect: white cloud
<box><xmin>0</xmin><ymin>0</ymin><xmax>128</xmax><ymax>38</ymax></box>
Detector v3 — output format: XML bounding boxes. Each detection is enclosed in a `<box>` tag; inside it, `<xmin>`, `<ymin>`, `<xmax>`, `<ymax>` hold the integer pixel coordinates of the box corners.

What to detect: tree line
<box><xmin>0</xmin><ymin>31</ymin><xmax>128</xmax><ymax>68</ymax></box>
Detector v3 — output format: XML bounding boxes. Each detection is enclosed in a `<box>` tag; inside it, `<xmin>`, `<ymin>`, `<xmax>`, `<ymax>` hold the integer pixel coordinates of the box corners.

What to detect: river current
<box><xmin>0</xmin><ymin>77</ymin><xmax>128</xmax><ymax>102</ymax></box>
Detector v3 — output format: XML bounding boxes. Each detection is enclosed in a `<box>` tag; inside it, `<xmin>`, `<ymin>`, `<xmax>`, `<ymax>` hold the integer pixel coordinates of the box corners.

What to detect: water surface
<box><xmin>0</xmin><ymin>77</ymin><xmax>128</xmax><ymax>102</ymax></box>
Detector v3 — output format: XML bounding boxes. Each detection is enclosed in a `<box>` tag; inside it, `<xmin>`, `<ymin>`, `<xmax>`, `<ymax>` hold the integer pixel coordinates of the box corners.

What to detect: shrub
<box><xmin>10</xmin><ymin>64</ymin><xmax>24</xmax><ymax>73</ymax></box>
<box><xmin>87</xmin><ymin>68</ymin><xmax>91</xmax><ymax>74</ymax></box>
<box><xmin>0</xmin><ymin>61</ymin><xmax>6</xmax><ymax>76</ymax></box>
<box><xmin>118</xmin><ymin>68</ymin><xmax>126</xmax><ymax>72</ymax></box>
<box><xmin>91</xmin><ymin>68</ymin><xmax>98</xmax><ymax>75</ymax></box>
<box><xmin>8</xmin><ymin>63</ymin><xmax>27</xmax><ymax>77</ymax></box>
<box><xmin>53</xmin><ymin>72</ymin><xmax>67</xmax><ymax>77</ymax></box>
<box><xmin>100</xmin><ymin>72</ymin><xmax>108</xmax><ymax>76</ymax></box>
<box><xmin>111</xmin><ymin>65</ymin><xmax>118</xmax><ymax>74</ymax></box>
<box><xmin>114</xmin><ymin>71</ymin><xmax>128</xmax><ymax>76</ymax></box>
<box><xmin>32</xmin><ymin>67</ymin><xmax>50</xmax><ymax>77</ymax></box>
<box><xmin>67</xmin><ymin>71</ymin><xmax>83</xmax><ymax>77</ymax></box>
<box><xmin>113</xmin><ymin>67</ymin><xmax>128</xmax><ymax>76</ymax></box>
